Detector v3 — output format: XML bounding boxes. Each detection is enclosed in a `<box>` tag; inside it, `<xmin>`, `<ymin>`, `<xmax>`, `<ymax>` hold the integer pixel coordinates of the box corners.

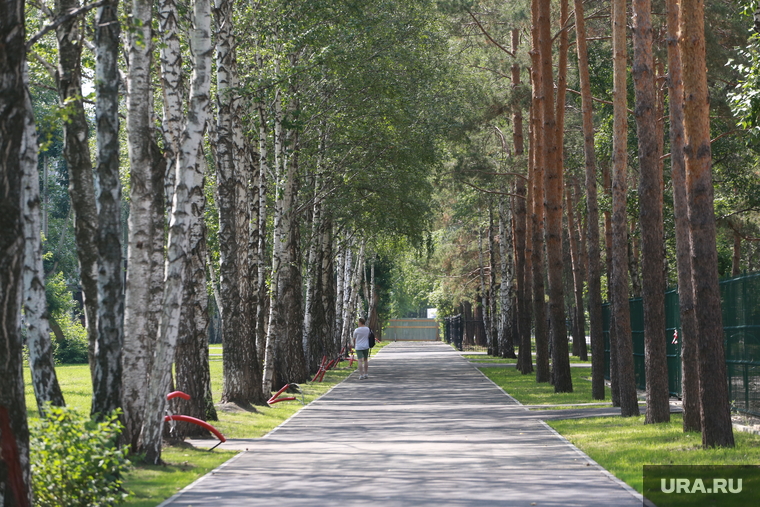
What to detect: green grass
<box><xmin>548</xmin><ymin>414</ymin><xmax>760</xmax><ymax>493</ymax></box>
<box><xmin>25</xmin><ymin>343</ymin><xmax>374</xmax><ymax>506</ymax></box>
<box><xmin>480</xmin><ymin>366</ymin><xmax>611</xmax><ymax>406</ymax></box>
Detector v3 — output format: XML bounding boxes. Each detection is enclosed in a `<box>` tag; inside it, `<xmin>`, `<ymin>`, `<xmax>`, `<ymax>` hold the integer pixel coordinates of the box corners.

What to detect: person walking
<box><xmin>353</xmin><ymin>318</ymin><xmax>371</xmax><ymax>379</ymax></box>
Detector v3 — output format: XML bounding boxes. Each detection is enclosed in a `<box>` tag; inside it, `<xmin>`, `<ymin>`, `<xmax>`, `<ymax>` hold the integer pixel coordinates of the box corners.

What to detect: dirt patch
<box><xmin>215</xmin><ymin>402</ymin><xmax>260</xmax><ymax>414</ymax></box>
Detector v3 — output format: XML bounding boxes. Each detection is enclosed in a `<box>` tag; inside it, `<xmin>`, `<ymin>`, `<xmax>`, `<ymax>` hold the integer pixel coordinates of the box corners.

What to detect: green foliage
<box><xmin>45</xmin><ymin>273</ymin><xmax>89</xmax><ymax>364</ymax></box>
<box><xmin>30</xmin><ymin>406</ymin><xmax>130</xmax><ymax>507</ymax></box>
<box><xmin>53</xmin><ymin>315</ymin><xmax>89</xmax><ymax>364</ymax></box>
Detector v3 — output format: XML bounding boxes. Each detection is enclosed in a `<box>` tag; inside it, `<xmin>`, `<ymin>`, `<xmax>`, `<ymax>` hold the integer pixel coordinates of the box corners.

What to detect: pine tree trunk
<box><xmin>539</xmin><ymin>0</ymin><xmax>572</xmax><ymax>392</ymax></box>
<box><xmin>21</xmin><ymin>68</ymin><xmax>65</xmax><ymax>412</ymax></box>
<box><xmin>55</xmin><ymin>0</ymin><xmax>99</xmax><ymax>383</ymax></box>
<box><xmin>90</xmin><ymin>0</ymin><xmax>124</xmax><ymax>423</ymax></box>
<box><xmin>573</xmin><ymin>180</ymin><xmax>589</xmax><ymax>362</ymax></box>
<box><xmin>679</xmin><ymin>0</ymin><xmax>734</xmax><ymax>448</ymax></box>
<box><xmin>666</xmin><ymin>0</ymin><xmax>700</xmax><ymax>432</ymax></box>
<box><xmin>531</xmin><ymin>0</ymin><xmax>550</xmax><ymax>383</ymax></box>
<box><xmin>141</xmin><ymin>0</ymin><xmax>212</xmax><ymax>463</ymax></box>
<box><xmin>632</xmin><ymin>0</ymin><xmax>670</xmax><ymax>424</ymax></box>
<box><xmin>612</xmin><ymin>0</ymin><xmax>640</xmax><ymax>417</ymax></box>
<box><xmin>0</xmin><ymin>1</ymin><xmax>33</xmax><ymax>498</ymax></box>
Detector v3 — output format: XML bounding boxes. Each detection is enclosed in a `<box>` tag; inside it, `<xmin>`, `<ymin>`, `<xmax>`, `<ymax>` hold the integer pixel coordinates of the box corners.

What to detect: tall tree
<box><xmin>216</xmin><ymin>0</ymin><xmax>264</xmax><ymax>405</ymax></box>
<box><xmin>679</xmin><ymin>0</ymin><xmax>734</xmax><ymax>448</ymax></box>
<box><xmin>0</xmin><ymin>0</ymin><xmax>33</xmax><ymax>500</ymax></box>
<box><xmin>55</xmin><ymin>0</ymin><xmax>99</xmax><ymax>381</ymax></box>
<box><xmin>632</xmin><ymin>0</ymin><xmax>670</xmax><ymax>423</ymax></box>
<box><xmin>530</xmin><ymin>0</ymin><xmax>550</xmax><ymax>383</ymax></box>
<box><xmin>539</xmin><ymin>0</ymin><xmax>572</xmax><ymax>392</ymax></box>
<box><xmin>22</xmin><ymin>63</ymin><xmax>65</xmax><ymax>412</ymax></box>
<box><xmin>565</xmin><ymin>183</ymin><xmax>586</xmax><ymax>363</ymax></box>
<box><xmin>498</xmin><ymin>192</ymin><xmax>516</xmax><ymax>358</ymax></box>
<box><xmin>122</xmin><ymin>0</ymin><xmax>160</xmax><ymax>442</ymax></box>
<box><xmin>666</xmin><ymin>0</ymin><xmax>700</xmax><ymax>432</ymax></box>
<box><xmin>141</xmin><ymin>0</ymin><xmax>213</xmax><ymax>463</ymax></box>
<box><xmin>611</xmin><ymin>0</ymin><xmax>640</xmax><ymax>417</ymax></box>
<box><xmin>91</xmin><ymin>0</ymin><xmax>123</xmax><ymax>420</ymax></box>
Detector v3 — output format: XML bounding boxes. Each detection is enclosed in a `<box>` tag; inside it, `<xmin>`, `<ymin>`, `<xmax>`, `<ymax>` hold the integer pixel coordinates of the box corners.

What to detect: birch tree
<box><xmin>498</xmin><ymin>193</ymin><xmax>516</xmax><ymax>358</ymax></box>
<box><xmin>215</xmin><ymin>0</ymin><xmax>265</xmax><ymax>405</ymax></box>
<box><xmin>141</xmin><ymin>0</ymin><xmax>213</xmax><ymax>463</ymax></box>
<box><xmin>0</xmin><ymin>0</ymin><xmax>33</xmax><ymax>499</ymax></box>
<box><xmin>122</xmin><ymin>0</ymin><xmax>160</xmax><ymax>445</ymax></box>
<box><xmin>91</xmin><ymin>0</ymin><xmax>123</xmax><ymax>420</ymax></box>
<box><xmin>55</xmin><ymin>0</ymin><xmax>100</xmax><ymax>380</ymax></box>
<box><xmin>22</xmin><ymin>64</ymin><xmax>65</xmax><ymax>412</ymax></box>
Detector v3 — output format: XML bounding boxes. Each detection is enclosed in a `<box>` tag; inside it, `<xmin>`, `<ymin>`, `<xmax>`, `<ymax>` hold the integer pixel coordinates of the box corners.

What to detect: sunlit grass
<box><xmin>549</xmin><ymin>414</ymin><xmax>760</xmax><ymax>493</ymax></box>
<box><xmin>480</xmin><ymin>366</ymin><xmax>610</xmax><ymax>406</ymax></box>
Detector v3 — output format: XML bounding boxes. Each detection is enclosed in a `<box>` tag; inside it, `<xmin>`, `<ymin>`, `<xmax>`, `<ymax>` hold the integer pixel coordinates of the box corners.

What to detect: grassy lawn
<box><xmin>25</xmin><ymin>343</ymin><xmax>381</xmax><ymax>506</ymax></box>
<box><xmin>548</xmin><ymin>415</ymin><xmax>760</xmax><ymax>494</ymax></box>
<box><xmin>480</xmin><ymin>365</ymin><xmax>611</xmax><ymax>406</ymax></box>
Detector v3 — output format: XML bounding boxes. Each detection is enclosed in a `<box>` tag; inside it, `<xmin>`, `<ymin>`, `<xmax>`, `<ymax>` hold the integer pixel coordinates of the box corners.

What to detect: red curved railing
<box><xmin>164</xmin><ymin>414</ymin><xmax>226</xmax><ymax>443</ymax></box>
<box><xmin>165</xmin><ymin>391</ymin><xmax>226</xmax><ymax>449</ymax></box>
<box><xmin>267</xmin><ymin>383</ymin><xmax>297</xmax><ymax>405</ymax></box>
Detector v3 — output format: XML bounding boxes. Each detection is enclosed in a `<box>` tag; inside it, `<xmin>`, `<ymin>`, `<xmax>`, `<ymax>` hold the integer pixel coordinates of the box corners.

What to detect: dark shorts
<box><xmin>356</xmin><ymin>349</ymin><xmax>369</xmax><ymax>359</ymax></box>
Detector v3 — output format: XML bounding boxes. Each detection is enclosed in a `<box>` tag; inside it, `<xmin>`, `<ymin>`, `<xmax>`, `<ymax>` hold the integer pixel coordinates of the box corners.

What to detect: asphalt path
<box><xmin>163</xmin><ymin>341</ymin><xmax>643</xmax><ymax>506</ymax></box>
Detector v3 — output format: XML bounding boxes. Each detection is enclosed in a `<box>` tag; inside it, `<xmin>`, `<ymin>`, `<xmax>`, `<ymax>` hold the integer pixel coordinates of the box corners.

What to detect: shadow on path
<box><xmin>170</xmin><ymin>342</ymin><xmax>643</xmax><ymax>506</ymax></box>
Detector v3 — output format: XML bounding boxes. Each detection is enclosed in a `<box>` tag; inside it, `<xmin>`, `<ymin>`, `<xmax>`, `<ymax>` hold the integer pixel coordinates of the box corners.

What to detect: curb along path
<box><xmin>165</xmin><ymin>342</ymin><xmax>642</xmax><ymax>506</ymax></box>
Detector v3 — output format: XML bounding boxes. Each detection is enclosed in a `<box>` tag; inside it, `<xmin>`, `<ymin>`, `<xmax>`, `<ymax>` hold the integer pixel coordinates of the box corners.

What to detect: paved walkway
<box><xmin>165</xmin><ymin>342</ymin><xmax>643</xmax><ymax>506</ymax></box>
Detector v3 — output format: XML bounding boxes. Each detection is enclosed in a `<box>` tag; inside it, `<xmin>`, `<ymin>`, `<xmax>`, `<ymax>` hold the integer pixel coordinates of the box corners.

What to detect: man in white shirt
<box><xmin>353</xmin><ymin>318</ymin><xmax>371</xmax><ymax>379</ymax></box>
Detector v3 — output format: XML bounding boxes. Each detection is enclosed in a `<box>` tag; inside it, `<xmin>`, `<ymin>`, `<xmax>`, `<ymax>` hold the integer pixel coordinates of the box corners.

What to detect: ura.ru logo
<box><xmin>661</xmin><ymin>478</ymin><xmax>743</xmax><ymax>494</ymax></box>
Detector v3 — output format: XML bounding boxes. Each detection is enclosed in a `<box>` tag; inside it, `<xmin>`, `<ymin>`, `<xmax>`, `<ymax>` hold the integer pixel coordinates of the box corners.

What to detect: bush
<box><xmin>52</xmin><ymin>313</ymin><xmax>89</xmax><ymax>364</ymax></box>
<box><xmin>30</xmin><ymin>406</ymin><xmax>130</xmax><ymax>507</ymax></box>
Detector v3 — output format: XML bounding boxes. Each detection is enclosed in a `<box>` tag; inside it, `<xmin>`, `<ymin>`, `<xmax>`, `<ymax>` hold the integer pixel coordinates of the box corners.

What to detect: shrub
<box><xmin>30</xmin><ymin>406</ymin><xmax>130</xmax><ymax>507</ymax></box>
<box><xmin>51</xmin><ymin>313</ymin><xmax>89</xmax><ymax>364</ymax></box>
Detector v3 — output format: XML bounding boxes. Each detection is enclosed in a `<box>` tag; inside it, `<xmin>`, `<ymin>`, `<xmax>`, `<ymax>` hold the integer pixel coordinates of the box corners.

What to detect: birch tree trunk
<box><xmin>488</xmin><ymin>208</ymin><xmax>499</xmax><ymax>356</ymax></box>
<box><xmin>679</xmin><ymin>0</ymin><xmax>734</xmax><ymax>448</ymax></box>
<box><xmin>256</xmin><ymin>95</ymin><xmax>269</xmax><ymax>358</ymax></box>
<box><xmin>515</xmin><ymin>176</ymin><xmax>532</xmax><ymax>374</ymax></box>
<box><xmin>158</xmin><ymin>0</ymin><xmax>183</xmax><ymax>209</ymax></box>
<box><xmin>122</xmin><ymin>0</ymin><xmax>159</xmax><ymax>445</ymax></box>
<box><xmin>498</xmin><ymin>194</ymin><xmax>516</xmax><ymax>358</ymax></box>
<box><xmin>91</xmin><ymin>0</ymin><xmax>123</xmax><ymax>421</ymax></box>
<box><xmin>603</xmin><ymin>163</ymin><xmax>620</xmax><ymax>406</ymax></box>
<box><xmin>666</xmin><ymin>0</ymin><xmax>700</xmax><ymax>433</ymax></box>
<box><xmin>22</xmin><ymin>65</ymin><xmax>65</xmax><ymax>412</ymax></box>
<box><xmin>0</xmin><ymin>0</ymin><xmax>33</xmax><ymax>498</ymax></box>
<box><xmin>141</xmin><ymin>0</ymin><xmax>213</xmax><ymax>463</ymax></box>
<box><xmin>478</xmin><ymin>225</ymin><xmax>492</xmax><ymax>354</ymax></box>
<box><xmin>612</xmin><ymin>0</ymin><xmax>640</xmax><ymax>417</ymax></box>
<box><xmin>215</xmin><ymin>0</ymin><xmax>264</xmax><ymax>405</ymax></box>
<box><xmin>55</xmin><ymin>0</ymin><xmax>99</xmax><ymax>382</ymax></box>
<box><xmin>531</xmin><ymin>0</ymin><xmax>550</xmax><ymax>383</ymax></box>
<box><xmin>173</xmin><ymin>153</ymin><xmax>217</xmax><ymax>436</ymax></box>
<box><xmin>632</xmin><ymin>0</ymin><xmax>670</xmax><ymax>424</ymax></box>
<box><xmin>569</xmin><ymin>0</ymin><xmax>603</xmax><ymax>390</ymax></box>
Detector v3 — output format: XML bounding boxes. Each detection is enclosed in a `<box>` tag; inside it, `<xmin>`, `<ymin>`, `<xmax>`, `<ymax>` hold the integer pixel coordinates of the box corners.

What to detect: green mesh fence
<box><xmin>602</xmin><ymin>272</ymin><xmax>760</xmax><ymax>417</ymax></box>
<box><xmin>385</xmin><ymin>319</ymin><xmax>440</xmax><ymax>341</ymax></box>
